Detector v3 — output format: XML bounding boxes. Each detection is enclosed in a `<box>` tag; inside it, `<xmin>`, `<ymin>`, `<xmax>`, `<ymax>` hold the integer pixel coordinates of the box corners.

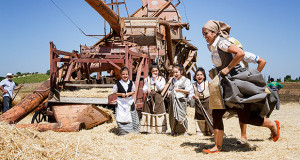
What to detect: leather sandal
<box><xmin>202</xmin><ymin>149</ymin><xmax>221</xmax><ymax>154</ymax></box>
<box><xmin>273</xmin><ymin>120</ymin><xmax>280</xmax><ymax>142</ymax></box>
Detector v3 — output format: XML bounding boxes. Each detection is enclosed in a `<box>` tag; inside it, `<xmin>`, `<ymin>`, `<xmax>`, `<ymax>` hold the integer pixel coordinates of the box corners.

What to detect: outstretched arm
<box><xmin>14</xmin><ymin>84</ymin><xmax>24</xmax><ymax>90</ymax></box>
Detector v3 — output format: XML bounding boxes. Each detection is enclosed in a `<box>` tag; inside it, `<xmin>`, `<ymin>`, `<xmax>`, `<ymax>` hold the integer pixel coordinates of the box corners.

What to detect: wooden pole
<box><xmin>0</xmin><ymin>80</ymin><xmax>50</xmax><ymax>124</ymax></box>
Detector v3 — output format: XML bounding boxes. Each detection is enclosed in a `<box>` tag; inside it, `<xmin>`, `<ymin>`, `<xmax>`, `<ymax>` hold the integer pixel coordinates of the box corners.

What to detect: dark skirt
<box><xmin>142</xmin><ymin>91</ymin><xmax>166</xmax><ymax>114</ymax></box>
<box><xmin>140</xmin><ymin>91</ymin><xmax>167</xmax><ymax>133</ymax></box>
<box><xmin>194</xmin><ymin>97</ymin><xmax>213</xmax><ymax>135</ymax></box>
<box><xmin>194</xmin><ymin>97</ymin><xmax>212</xmax><ymax>120</ymax></box>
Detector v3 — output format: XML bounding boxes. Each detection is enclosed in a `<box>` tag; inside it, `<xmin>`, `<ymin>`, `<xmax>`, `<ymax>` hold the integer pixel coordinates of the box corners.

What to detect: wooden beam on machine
<box><xmin>133</xmin><ymin>57</ymin><xmax>145</xmax><ymax>101</ymax></box>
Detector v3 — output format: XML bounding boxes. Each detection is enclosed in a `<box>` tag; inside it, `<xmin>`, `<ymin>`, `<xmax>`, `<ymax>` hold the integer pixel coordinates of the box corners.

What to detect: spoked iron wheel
<box><xmin>31</xmin><ymin>110</ymin><xmax>48</xmax><ymax>124</ymax></box>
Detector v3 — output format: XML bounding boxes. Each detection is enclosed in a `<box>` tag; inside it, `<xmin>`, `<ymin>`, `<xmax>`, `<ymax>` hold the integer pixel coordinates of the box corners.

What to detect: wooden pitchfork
<box><xmin>195</xmin><ymin>97</ymin><xmax>214</xmax><ymax>134</ymax></box>
<box><xmin>12</xmin><ymin>80</ymin><xmax>25</xmax><ymax>102</ymax></box>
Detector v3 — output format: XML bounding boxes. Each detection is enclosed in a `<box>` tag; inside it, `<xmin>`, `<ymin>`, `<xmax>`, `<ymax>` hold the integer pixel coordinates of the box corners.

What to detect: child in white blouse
<box><xmin>140</xmin><ymin>63</ymin><xmax>167</xmax><ymax>133</ymax></box>
<box><xmin>168</xmin><ymin>64</ymin><xmax>194</xmax><ymax>136</ymax></box>
<box><xmin>112</xmin><ymin>67</ymin><xmax>140</xmax><ymax>135</ymax></box>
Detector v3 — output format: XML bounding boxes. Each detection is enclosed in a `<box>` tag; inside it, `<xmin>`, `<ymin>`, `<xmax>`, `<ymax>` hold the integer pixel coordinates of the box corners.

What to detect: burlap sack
<box><xmin>208</xmin><ymin>74</ymin><xmax>225</xmax><ymax>109</ymax></box>
<box><xmin>208</xmin><ymin>68</ymin><xmax>218</xmax><ymax>79</ymax></box>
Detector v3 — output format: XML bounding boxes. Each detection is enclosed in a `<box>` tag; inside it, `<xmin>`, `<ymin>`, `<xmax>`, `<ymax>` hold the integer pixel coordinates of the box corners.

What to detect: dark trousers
<box><xmin>3</xmin><ymin>96</ymin><xmax>12</xmax><ymax>113</ymax></box>
<box><xmin>212</xmin><ymin>104</ymin><xmax>264</xmax><ymax>130</ymax></box>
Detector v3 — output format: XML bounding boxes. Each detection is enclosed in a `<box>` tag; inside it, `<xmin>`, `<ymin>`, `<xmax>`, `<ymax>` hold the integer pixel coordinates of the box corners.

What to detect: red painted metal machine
<box><xmin>49</xmin><ymin>0</ymin><xmax>198</xmax><ymax>108</ymax></box>
<box><xmin>1</xmin><ymin>0</ymin><xmax>198</xmax><ymax>132</ymax></box>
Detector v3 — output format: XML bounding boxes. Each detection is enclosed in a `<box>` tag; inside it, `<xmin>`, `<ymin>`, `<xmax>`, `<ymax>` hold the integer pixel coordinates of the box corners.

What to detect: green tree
<box><xmin>276</xmin><ymin>78</ymin><xmax>282</xmax><ymax>82</ymax></box>
<box><xmin>16</xmin><ymin>72</ymin><xmax>22</xmax><ymax>76</ymax></box>
<box><xmin>46</xmin><ymin>70</ymin><xmax>50</xmax><ymax>75</ymax></box>
<box><xmin>284</xmin><ymin>75</ymin><xmax>292</xmax><ymax>82</ymax></box>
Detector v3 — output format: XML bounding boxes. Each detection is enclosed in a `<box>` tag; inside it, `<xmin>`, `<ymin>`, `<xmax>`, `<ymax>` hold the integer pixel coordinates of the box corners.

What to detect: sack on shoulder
<box><xmin>209</xmin><ymin>74</ymin><xmax>225</xmax><ymax>109</ymax></box>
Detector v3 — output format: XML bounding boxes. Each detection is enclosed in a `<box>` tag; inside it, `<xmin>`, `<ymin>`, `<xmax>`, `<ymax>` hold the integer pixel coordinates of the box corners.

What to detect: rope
<box><xmin>181</xmin><ymin>0</ymin><xmax>189</xmax><ymax>24</ymax></box>
<box><xmin>124</xmin><ymin>0</ymin><xmax>134</xmax><ymax>43</ymax></box>
<box><xmin>49</xmin><ymin>0</ymin><xmax>100</xmax><ymax>39</ymax></box>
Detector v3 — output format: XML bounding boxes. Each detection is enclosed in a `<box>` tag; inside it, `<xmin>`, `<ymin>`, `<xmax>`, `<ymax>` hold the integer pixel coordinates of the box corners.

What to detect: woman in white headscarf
<box><xmin>201</xmin><ymin>20</ymin><xmax>280</xmax><ymax>153</ymax></box>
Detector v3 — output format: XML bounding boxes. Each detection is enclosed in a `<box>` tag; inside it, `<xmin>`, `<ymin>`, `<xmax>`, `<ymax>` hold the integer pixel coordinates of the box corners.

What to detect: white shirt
<box><xmin>0</xmin><ymin>78</ymin><xmax>16</xmax><ymax>98</ymax></box>
<box><xmin>243</xmin><ymin>52</ymin><xmax>259</xmax><ymax>64</ymax></box>
<box><xmin>228</xmin><ymin>37</ymin><xmax>260</xmax><ymax>63</ymax></box>
<box><xmin>142</xmin><ymin>76</ymin><xmax>166</xmax><ymax>93</ymax></box>
<box><xmin>207</xmin><ymin>36</ymin><xmax>232</xmax><ymax>67</ymax></box>
<box><xmin>112</xmin><ymin>79</ymin><xmax>136</xmax><ymax>123</ymax></box>
<box><xmin>170</xmin><ymin>76</ymin><xmax>194</xmax><ymax>100</ymax></box>
<box><xmin>196</xmin><ymin>81</ymin><xmax>205</xmax><ymax>92</ymax></box>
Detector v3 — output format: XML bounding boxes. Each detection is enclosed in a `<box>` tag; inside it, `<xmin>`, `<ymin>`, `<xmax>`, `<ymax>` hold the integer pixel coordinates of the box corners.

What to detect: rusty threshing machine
<box><xmin>0</xmin><ymin>0</ymin><xmax>198</xmax><ymax>132</ymax></box>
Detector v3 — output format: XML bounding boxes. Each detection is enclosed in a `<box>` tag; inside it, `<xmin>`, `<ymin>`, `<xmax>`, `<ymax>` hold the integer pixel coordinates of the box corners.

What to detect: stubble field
<box><xmin>0</xmin><ymin>83</ymin><xmax>299</xmax><ymax>159</ymax></box>
<box><xmin>0</xmin><ymin>103</ymin><xmax>299</xmax><ymax>159</ymax></box>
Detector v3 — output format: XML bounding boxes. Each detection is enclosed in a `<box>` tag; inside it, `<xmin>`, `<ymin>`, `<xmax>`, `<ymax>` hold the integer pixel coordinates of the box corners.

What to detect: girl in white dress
<box><xmin>112</xmin><ymin>67</ymin><xmax>140</xmax><ymax>135</ymax></box>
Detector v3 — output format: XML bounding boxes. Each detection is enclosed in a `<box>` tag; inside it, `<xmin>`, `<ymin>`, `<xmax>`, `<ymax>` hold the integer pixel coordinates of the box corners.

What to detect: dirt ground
<box><xmin>1</xmin><ymin>103</ymin><xmax>299</xmax><ymax>159</ymax></box>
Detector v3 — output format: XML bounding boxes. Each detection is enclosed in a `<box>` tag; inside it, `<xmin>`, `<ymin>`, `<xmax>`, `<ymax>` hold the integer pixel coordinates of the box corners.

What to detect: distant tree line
<box><xmin>268</xmin><ymin>75</ymin><xmax>300</xmax><ymax>82</ymax></box>
<box><xmin>1</xmin><ymin>70</ymin><xmax>50</xmax><ymax>79</ymax></box>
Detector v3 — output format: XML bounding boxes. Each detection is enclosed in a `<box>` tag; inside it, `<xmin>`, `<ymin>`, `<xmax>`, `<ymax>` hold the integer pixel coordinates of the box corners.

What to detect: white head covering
<box><xmin>203</xmin><ymin>20</ymin><xmax>231</xmax><ymax>39</ymax></box>
<box><xmin>6</xmin><ymin>73</ymin><xmax>12</xmax><ymax>77</ymax></box>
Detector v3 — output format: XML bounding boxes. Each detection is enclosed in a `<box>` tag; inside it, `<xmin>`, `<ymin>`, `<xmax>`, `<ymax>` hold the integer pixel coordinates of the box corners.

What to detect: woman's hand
<box><xmin>147</xmin><ymin>89</ymin><xmax>151</xmax><ymax>94</ymax></box>
<box><xmin>221</xmin><ymin>67</ymin><xmax>230</xmax><ymax>76</ymax></box>
<box><xmin>122</xmin><ymin>93</ymin><xmax>126</xmax><ymax>98</ymax></box>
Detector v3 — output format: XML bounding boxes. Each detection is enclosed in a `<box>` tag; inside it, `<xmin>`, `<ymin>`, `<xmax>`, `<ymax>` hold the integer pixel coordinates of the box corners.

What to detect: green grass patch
<box><xmin>12</xmin><ymin>74</ymin><xmax>49</xmax><ymax>85</ymax></box>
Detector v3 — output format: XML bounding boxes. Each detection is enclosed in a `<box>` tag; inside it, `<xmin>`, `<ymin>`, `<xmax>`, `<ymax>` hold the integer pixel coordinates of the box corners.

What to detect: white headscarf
<box><xmin>203</xmin><ymin>20</ymin><xmax>231</xmax><ymax>39</ymax></box>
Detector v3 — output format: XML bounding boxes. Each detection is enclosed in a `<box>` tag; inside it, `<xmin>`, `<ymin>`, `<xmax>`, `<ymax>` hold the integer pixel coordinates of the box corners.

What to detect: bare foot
<box><xmin>270</xmin><ymin>121</ymin><xmax>278</xmax><ymax>136</ymax></box>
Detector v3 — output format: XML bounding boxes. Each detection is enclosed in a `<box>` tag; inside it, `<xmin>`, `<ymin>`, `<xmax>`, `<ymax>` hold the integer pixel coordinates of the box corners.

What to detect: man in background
<box><xmin>268</xmin><ymin>78</ymin><xmax>283</xmax><ymax>110</ymax></box>
<box><xmin>0</xmin><ymin>73</ymin><xmax>23</xmax><ymax>113</ymax></box>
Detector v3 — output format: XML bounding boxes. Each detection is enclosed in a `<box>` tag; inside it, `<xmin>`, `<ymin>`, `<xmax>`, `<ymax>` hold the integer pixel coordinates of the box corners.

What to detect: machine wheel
<box><xmin>31</xmin><ymin>110</ymin><xmax>48</xmax><ymax>124</ymax></box>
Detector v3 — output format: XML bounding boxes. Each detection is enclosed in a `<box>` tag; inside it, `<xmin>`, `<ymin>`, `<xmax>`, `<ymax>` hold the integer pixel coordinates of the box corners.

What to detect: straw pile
<box><xmin>0</xmin><ymin>104</ymin><xmax>299</xmax><ymax>159</ymax></box>
<box><xmin>60</xmin><ymin>88</ymin><xmax>113</xmax><ymax>98</ymax></box>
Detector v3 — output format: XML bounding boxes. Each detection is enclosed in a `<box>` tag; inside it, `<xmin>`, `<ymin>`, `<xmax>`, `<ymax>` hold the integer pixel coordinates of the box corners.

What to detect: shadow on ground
<box><xmin>181</xmin><ymin>136</ymin><xmax>260</xmax><ymax>153</ymax></box>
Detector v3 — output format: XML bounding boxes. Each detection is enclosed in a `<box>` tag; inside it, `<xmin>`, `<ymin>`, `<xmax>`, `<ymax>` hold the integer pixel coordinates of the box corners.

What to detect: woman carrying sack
<box><xmin>202</xmin><ymin>20</ymin><xmax>280</xmax><ymax>153</ymax></box>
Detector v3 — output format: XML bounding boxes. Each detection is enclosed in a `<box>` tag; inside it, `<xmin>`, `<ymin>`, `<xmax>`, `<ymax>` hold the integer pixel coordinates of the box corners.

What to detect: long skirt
<box><xmin>169</xmin><ymin>90</ymin><xmax>188</xmax><ymax>134</ymax></box>
<box><xmin>117</xmin><ymin>104</ymin><xmax>140</xmax><ymax>135</ymax></box>
<box><xmin>194</xmin><ymin>97</ymin><xmax>213</xmax><ymax>136</ymax></box>
<box><xmin>140</xmin><ymin>91</ymin><xmax>167</xmax><ymax>133</ymax></box>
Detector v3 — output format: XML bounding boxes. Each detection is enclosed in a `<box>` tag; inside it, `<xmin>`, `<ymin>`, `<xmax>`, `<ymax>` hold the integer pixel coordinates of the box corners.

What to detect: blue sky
<box><xmin>0</xmin><ymin>0</ymin><xmax>299</xmax><ymax>81</ymax></box>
